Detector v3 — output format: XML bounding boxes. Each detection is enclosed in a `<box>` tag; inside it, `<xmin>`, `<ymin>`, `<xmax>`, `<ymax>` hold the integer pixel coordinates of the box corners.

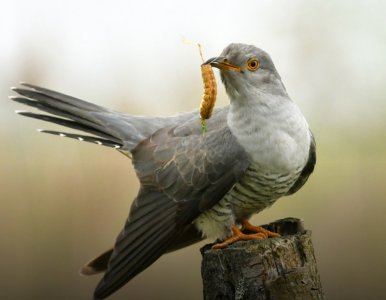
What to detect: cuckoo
<box><xmin>11</xmin><ymin>43</ymin><xmax>316</xmax><ymax>299</ymax></box>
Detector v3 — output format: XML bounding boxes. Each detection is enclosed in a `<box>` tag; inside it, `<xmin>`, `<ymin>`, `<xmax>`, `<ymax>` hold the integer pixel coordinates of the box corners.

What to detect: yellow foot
<box><xmin>241</xmin><ymin>220</ymin><xmax>280</xmax><ymax>238</ymax></box>
<box><xmin>211</xmin><ymin>221</ymin><xmax>280</xmax><ymax>250</ymax></box>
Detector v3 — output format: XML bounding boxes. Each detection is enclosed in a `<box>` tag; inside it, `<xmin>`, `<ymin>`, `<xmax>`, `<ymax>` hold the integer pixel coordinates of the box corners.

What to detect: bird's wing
<box><xmin>94</xmin><ymin>111</ymin><xmax>250</xmax><ymax>299</ymax></box>
<box><xmin>286</xmin><ymin>132</ymin><xmax>316</xmax><ymax>195</ymax></box>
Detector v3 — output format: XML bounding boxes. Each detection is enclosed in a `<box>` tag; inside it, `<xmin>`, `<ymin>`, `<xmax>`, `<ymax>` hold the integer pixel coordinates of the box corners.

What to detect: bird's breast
<box><xmin>227</xmin><ymin>96</ymin><xmax>311</xmax><ymax>173</ymax></box>
<box><xmin>195</xmin><ymin>95</ymin><xmax>312</xmax><ymax>241</ymax></box>
<box><xmin>228</xmin><ymin>163</ymin><xmax>301</xmax><ymax>219</ymax></box>
<box><xmin>194</xmin><ymin>163</ymin><xmax>301</xmax><ymax>240</ymax></box>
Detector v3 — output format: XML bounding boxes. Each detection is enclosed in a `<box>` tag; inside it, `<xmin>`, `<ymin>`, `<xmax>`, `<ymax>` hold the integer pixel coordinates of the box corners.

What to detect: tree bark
<box><xmin>201</xmin><ymin>218</ymin><xmax>324</xmax><ymax>300</ymax></box>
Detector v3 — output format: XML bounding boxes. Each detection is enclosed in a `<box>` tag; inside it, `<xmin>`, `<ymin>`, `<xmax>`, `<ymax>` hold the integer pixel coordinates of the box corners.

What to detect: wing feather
<box><xmin>287</xmin><ymin>132</ymin><xmax>316</xmax><ymax>195</ymax></box>
<box><xmin>95</xmin><ymin>112</ymin><xmax>250</xmax><ymax>299</ymax></box>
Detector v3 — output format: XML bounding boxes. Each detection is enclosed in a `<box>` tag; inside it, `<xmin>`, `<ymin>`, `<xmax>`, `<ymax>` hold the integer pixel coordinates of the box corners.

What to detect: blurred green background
<box><xmin>1</xmin><ymin>0</ymin><xmax>386</xmax><ymax>299</ymax></box>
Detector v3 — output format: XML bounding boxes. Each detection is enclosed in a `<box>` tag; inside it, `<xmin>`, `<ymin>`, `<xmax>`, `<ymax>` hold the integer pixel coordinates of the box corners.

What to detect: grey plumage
<box><xmin>11</xmin><ymin>43</ymin><xmax>316</xmax><ymax>299</ymax></box>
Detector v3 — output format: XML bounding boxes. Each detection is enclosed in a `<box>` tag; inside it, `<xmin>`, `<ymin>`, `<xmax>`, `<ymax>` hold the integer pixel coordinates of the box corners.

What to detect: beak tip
<box><xmin>203</xmin><ymin>57</ymin><xmax>219</xmax><ymax>66</ymax></box>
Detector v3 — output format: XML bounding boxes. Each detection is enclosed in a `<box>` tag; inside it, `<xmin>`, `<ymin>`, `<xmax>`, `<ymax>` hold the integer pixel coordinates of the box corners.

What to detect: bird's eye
<box><xmin>246</xmin><ymin>58</ymin><xmax>260</xmax><ymax>71</ymax></box>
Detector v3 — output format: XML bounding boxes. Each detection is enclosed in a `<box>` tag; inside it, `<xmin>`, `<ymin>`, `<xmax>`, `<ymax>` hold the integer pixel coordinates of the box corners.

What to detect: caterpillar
<box><xmin>198</xmin><ymin>44</ymin><xmax>217</xmax><ymax>135</ymax></box>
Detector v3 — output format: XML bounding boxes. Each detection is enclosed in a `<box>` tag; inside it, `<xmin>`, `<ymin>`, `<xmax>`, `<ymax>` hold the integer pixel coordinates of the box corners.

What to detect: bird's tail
<box><xmin>11</xmin><ymin>83</ymin><xmax>130</xmax><ymax>149</ymax></box>
<box><xmin>11</xmin><ymin>83</ymin><xmax>199</xmax><ymax>152</ymax></box>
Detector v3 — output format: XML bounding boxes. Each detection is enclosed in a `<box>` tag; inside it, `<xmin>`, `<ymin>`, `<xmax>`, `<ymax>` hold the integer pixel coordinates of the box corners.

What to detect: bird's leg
<box><xmin>241</xmin><ymin>220</ymin><xmax>280</xmax><ymax>238</ymax></box>
<box><xmin>211</xmin><ymin>220</ymin><xmax>280</xmax><ymax>250</ymax></box>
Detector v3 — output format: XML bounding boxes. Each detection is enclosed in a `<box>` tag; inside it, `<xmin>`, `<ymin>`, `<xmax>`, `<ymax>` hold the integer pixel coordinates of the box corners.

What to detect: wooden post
<box><xmin>201</xmin><ymin>218</ymin><xmax>324</xmax><ymax>300</ymax></box>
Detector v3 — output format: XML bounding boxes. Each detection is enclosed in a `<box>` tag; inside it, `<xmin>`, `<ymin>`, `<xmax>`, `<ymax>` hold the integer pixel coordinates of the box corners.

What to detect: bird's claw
<box><xmin>211</xmin><ymin>221</ymin><xmax>280</xmax><ymax>250</ymax></box>
<box><xmin>241</xmin><ymin>220</ymin><xmax>280</xmax><ymax>238</ymax></box>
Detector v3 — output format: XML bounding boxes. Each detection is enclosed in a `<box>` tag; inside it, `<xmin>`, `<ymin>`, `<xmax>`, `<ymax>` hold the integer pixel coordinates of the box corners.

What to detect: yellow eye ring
<box><xmin>246</xmin><ymin>58</ymin><xmax>260</xmax><ymax>71</ymax></box>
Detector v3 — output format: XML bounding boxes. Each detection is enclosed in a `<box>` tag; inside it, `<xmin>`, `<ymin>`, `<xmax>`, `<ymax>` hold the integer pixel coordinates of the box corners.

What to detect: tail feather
<box><xmin>16</xmin><ymin>110</ymin><xmax>121</xmax><ymax>143</ymax></box>
<box><xmin>11</xmin><ymin>88</ymin><xmax>106</xmax><ymax>128</ymax></box>
<box><xmin>11</xmin><ymin>95</ymin><xmax>101</xmax><ymax>130</ymax></box>
<box><xmin>17</xmin><ymin>83</ymin><xmax>108</xmax><ymax>112</ymax></box>
<box><xmin>11</xmin><ymin>84</ymin><xmax>127</xmax><ymax>149</ymax></box>
<box><xmin>10</xmin><ymin>83</ymin><xmax>203</xmax><ymax>151</ymax></box>
<box><xmin>37</xmin><ymin>130</ymin><xmax>122</xmax><ymax>149</ymax></box>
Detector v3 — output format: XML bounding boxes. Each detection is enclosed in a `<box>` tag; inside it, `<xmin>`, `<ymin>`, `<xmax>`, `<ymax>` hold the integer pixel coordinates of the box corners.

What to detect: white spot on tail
<box><xmin>59</xmin><ymin>133</ymin><xmax>66</xmax><ymax>137</ymax></box>
<box><xmin>37</xmin><ymin>129</ymin><xmax>44</xmax><ymax>132</ymax></box>
<box><xmin>95</xmin><ymin>141</ymin><xmax>102</xmax><ymax>145</ymax></box>
<box><xmin>114</xmin><ymin>145</ymin><xmax>121</xmax><ymax>149</ymax></box>
<box><xmin>78</xmin><ymin>137</ymin><xmax>84</xmax><ymax>141</ymax></box>
<box><xmin>14</xmin><ymin>110</ymin><xmax>27</xmax><ymax>114</ymax></box>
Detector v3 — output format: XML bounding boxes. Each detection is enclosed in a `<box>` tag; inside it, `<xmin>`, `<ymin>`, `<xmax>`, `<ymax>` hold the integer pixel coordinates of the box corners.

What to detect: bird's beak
<box><xmin>204</xmin><ymin>57</ymin><xmax>242</xmax><ymax>73</ymax></box>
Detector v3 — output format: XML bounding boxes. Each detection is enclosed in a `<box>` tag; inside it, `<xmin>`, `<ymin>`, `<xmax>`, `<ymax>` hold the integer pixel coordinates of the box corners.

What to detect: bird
<box><xmin>10</xmin><ymin>43</ymin><xmax>316</xmax><ymax>299</ymax></box>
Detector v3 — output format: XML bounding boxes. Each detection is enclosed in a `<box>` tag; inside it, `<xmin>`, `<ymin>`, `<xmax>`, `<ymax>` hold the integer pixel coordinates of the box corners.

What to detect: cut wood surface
<box><xmin>201</xmin><ymin>218</ymin><xmax>325</xmax><ymax>300</ymax></box>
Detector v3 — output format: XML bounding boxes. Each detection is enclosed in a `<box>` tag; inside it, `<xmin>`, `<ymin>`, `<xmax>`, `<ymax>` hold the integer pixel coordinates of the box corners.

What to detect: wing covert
<box><xmin>94</xmin><ymin>109</ymin><xmax>250</xmax><ymax>299</ymax></box>
<box><xmin>132</xmin><ymin>109</ymin><xmax>250</xmax><ymax>221</ymax></box>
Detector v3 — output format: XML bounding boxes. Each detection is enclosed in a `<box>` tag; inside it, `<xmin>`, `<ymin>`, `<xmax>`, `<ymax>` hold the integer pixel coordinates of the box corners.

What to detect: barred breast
<box><xmin>195</xmin><ymin>77</ymin><xmax>311</xmax><ymax>241</ymax></box>
<box><xmin>194</xmin><ymin>163</ymin><xmax>302</xmax><ymax>240</ymax></box>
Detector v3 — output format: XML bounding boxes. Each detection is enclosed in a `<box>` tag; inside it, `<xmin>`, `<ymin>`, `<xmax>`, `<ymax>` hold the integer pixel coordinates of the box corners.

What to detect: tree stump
<box><xmin>200</xmin><ymin>218</ymin><xmax>324</xmax><ymax>300</ymax></box>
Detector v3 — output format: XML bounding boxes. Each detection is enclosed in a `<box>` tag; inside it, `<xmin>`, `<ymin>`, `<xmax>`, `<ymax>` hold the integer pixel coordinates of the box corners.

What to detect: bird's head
<box><xmin>205</xmin><ymin>43</ymin><xmax>287</xmax><ymax>98</ymax></box>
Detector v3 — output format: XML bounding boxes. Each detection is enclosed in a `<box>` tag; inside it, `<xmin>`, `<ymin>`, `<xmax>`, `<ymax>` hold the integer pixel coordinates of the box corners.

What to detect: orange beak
<box><xmin>204</xmin><ymin>57</ymin><xmax>242</xmax><ymax>73</ymax></box>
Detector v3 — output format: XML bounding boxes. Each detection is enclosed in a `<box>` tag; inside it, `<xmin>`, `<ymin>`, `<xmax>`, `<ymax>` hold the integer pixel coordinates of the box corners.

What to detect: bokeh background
<box><xmin>1</xmin><ymin>0</ymin><xmax>386</xmax><ymax>299</ymax></box>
